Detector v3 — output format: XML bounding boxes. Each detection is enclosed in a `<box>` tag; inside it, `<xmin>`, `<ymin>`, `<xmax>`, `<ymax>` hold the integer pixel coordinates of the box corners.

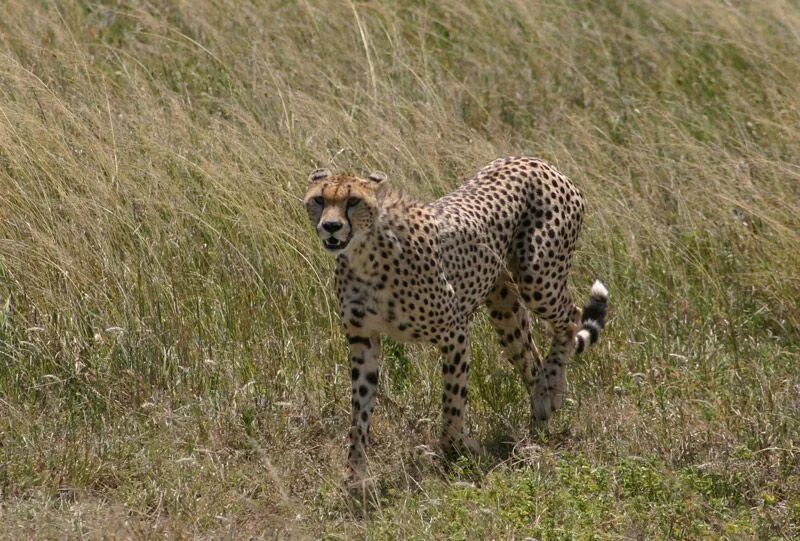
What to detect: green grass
<box><xmin>1</xmin><ymin>0</ymin><xmax>799</xmax><ymax>538</ymax></box>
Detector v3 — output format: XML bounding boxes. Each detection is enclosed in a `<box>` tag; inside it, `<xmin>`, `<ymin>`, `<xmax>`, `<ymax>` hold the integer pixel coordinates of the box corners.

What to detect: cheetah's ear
<box><xmin>309</xmin><ymin>168</ymin><xmax>331</xmax><ymax>183</ymax></box>
<box><xmin>367</xmin><ymin>171</ymin><xmax>387</xmax><ymax>184</ymax></box>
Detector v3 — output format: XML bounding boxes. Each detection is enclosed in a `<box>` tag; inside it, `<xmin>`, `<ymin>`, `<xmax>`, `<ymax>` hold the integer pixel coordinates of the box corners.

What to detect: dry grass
<box><xmin>1</xmin><ymin>0</ymin><xmax>799</xmax><ymax>538</ymax></box>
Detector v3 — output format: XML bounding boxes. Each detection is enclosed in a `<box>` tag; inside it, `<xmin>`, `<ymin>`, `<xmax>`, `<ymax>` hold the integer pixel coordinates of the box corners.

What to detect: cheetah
<box><xmin>303</xmin><ymin>157</ymin><xmax>608</xmax><ymax>484</ymax></box>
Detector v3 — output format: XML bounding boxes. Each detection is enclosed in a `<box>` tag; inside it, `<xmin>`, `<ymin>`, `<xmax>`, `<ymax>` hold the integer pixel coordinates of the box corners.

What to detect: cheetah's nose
<box><xmin>321</xmin><ymin>221</ymin><xmax>343</xmax><ymax>233</ymax></box>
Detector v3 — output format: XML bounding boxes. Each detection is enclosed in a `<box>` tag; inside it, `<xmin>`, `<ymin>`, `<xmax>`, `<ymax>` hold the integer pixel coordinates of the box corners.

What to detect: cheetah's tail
<box><xmin>574</xmin><ymin>280</ymin><xmax>608</xmax><ymax>355</ymax></box>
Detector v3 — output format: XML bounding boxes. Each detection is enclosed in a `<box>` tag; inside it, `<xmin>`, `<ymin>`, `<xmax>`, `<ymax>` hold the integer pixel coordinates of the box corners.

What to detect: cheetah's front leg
<box><xmin>438</xmin><ymin>327</ymin><xmax>479</xmax><ymax>455</ymax></box>
<box><xmin>345</xmin><ymin>333</ymin><xmax>381</xmax><ymax>484</ymax></box>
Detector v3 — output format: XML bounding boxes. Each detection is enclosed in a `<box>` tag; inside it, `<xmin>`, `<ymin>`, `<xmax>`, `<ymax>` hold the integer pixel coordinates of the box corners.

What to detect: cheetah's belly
<box><xmin>439</xmin><ymin>241</ymin><xmax>507</xmax><ymax>316</ymax></box>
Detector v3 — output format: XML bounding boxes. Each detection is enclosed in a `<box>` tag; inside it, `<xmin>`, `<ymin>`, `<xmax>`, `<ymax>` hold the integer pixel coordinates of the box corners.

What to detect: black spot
<box><xmin>348</xmin><ymin>336</ymin><xmax>371</xmax><ymax>346</ymax></box>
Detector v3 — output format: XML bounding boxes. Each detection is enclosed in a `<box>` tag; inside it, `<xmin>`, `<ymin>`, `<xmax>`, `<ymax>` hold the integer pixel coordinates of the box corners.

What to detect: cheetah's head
<box><xmin>303</xmin><ymin>169</ymin><xmax>387</xmax><ymax>255</ymax></box>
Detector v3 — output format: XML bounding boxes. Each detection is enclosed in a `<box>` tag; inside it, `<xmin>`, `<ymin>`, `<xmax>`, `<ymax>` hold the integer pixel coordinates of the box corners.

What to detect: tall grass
<box><xmin>1</xmin><ymin>0</ymin><xmax>798</xmax><ymax>537</ymax></box>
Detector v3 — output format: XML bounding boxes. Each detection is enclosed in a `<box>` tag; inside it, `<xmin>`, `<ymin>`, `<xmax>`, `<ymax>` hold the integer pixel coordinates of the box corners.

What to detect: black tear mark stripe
<box><xmin>344</xmin><ymin>186</ymin><xmax>353</xmax><ymax>232</ymax></box>
<box><xmin>348</xmin><ymin>335</ymin><xmax>372</xmax><ymax>347</ymax></box>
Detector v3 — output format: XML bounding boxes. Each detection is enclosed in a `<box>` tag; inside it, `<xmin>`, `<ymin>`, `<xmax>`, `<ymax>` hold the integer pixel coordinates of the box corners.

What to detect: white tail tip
<box><xmin>590</xmin><ymin>280</ymin><xmax>608</xmax><ymax>300</ymax></box>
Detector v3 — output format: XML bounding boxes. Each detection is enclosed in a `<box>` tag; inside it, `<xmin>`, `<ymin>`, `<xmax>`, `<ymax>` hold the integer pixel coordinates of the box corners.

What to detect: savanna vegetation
<box><xmin>1</xmin><ymin>0</ymin><xmax>798</xmax><ymax>538</ymax></box>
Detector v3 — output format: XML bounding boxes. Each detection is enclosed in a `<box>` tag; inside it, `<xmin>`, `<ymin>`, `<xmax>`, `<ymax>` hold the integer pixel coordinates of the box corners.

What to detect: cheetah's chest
<box><xmin>336</xmin><ymin>262</ymin><xmax>459</xmax><ymax>343</ymax></box>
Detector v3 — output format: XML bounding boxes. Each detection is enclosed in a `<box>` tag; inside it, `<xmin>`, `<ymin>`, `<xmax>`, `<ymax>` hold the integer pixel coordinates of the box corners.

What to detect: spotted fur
<box><xmin>303</xmin><ymin>156</ymin><xmax>609</xmax><ymax>483</ymax></box>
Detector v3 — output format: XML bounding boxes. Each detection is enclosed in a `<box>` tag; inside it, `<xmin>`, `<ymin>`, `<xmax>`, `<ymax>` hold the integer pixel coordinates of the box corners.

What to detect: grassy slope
<box><xmin>0</xmin><ymin>0</ymin><xmax>798</xmax><ymax>538</ymax></box>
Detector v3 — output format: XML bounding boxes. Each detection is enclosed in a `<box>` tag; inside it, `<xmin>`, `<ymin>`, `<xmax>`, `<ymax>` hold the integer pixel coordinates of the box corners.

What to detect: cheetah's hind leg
<box><xmin>485</xmin><ymin>278</ymin><xmax>543</xmax><ymax>429</ymax></box>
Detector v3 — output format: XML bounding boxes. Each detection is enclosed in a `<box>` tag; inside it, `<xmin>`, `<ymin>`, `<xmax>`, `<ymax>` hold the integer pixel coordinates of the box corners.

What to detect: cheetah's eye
<box><xmin>347</xmin><ymin>197</ymin><xmax>361</xmax><ymax>208</ymax></box>
<box><xmin>313</xmin><ymin>196</ymin><xmax>325</xmax><ymax>206</ymax></box>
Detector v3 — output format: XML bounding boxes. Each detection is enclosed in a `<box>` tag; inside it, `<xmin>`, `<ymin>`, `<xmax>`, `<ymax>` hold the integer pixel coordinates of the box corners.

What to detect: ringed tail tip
<box><xmin>575</xmin><ymin>280</ymin><xmax>609</xmax><ymax>355</ymax></box>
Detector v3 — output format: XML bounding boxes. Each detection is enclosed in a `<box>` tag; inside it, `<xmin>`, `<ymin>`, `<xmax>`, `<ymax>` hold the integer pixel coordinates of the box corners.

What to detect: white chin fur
<box><xmin>590</xmin><ymin>280</ymin><xmax>608</xmax><ymax>300</ymax></box>
<box><xmin>324</xmin><ymin>244</ymin><xmax>346</xmax><ymax>254</ymax></box>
